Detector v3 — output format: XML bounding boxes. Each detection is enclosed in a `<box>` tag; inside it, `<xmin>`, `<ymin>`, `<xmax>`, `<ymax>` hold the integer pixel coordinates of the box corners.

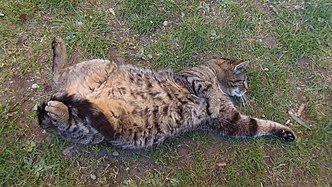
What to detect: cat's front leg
<box><xmin>209</xmin><ymin>110</ymin><xmax>296</xmax><ymax>141</ymax></box>
<box><xmin>255</xmin><ymin>119</ymin><xmax>296</xmax><ymax>141</ymax></box>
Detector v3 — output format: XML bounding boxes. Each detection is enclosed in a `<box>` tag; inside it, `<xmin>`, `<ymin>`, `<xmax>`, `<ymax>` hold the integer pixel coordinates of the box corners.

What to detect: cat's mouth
<box><xmin>230</xmin><ymin>89</ymin><xmax>251</xmax><ymax>107</ymax></box>
<box><xmin>230</xmin><ymin>89</ymin><xmax>246</xmax><ymax>97</ymax></box>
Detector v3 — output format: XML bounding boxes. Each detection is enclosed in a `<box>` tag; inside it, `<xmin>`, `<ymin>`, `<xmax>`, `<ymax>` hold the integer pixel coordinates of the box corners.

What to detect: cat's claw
<box><xmin>51</xmin><ymin>91</ymin><xmax>67</xmax><ymax>100</ymax></box>
<box><xmin>52</xmin><ymin>36</ymin><xmax>65</xmax><ymax>53</ymax></box>
<box><xmin>276</xmin><ymin>129</ymin><xmax>296</xmax><ymax>141</ymax></box>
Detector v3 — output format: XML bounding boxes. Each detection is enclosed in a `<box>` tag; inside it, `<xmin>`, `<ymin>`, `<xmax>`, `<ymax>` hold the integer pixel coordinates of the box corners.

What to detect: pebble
<box><xmin>32</xmin><ymin>83</ymin><xmax>39</xmax><ymax>89</ymax></box>
<box><xmin>163</xmin><ymin>20</ymin><xmax>168</xmax><ymax>27</ymax></box>
<box><xmin>76</xmin><ymin>21</ymin><xmax>83</xmax><ymax>27</ymax></box>
<box><xmin>216</xmin><ymin>162</ymin><xmax>227</xmax><ymax>167</ymax></box>
<box><xmin>294</xmin><ymin>5</ymin><xmax>302</xmax><ymax>10</ymax></box>
<box><xmin>112</xmin><ymin>151</ymin><xmax>120</xmax><ymax>157</ymax></box>
<box><xmin>32</xmin><ymin>104</ymin><xmax>38</xmax><ymax>111</ymax></box>
<box><xmin>90</xmin><ymin>174</ymin><xmax>97</xmax><ymax>180</ymax></box>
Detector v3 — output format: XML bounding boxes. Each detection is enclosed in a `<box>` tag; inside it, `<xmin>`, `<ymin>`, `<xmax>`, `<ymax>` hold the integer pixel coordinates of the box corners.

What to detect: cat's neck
<box><xmin>174</xmin><ymin>64</ymin><xmax>218</xmax><ymax>96</ymax></box>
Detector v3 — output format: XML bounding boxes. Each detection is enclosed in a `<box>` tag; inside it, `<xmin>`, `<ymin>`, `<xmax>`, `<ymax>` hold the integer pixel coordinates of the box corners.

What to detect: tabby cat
<box><xmin>37</xmin><ymin>36</ymin><xmax>296</xmax><ymax>149</ymax></box>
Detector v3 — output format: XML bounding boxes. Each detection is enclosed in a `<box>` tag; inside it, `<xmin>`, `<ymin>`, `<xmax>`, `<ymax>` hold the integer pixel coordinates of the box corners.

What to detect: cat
<box><xmin>37</xmin><ymin>36</ymin><xmax>296</xmax><ymax>149</ymax></box>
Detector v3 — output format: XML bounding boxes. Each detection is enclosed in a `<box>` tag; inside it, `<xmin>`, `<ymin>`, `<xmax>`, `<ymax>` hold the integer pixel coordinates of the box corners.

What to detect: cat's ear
<box><xmin>234</xmin><ymin>61</ymin><xmax>249</xmax><ymax>74</ymax></box>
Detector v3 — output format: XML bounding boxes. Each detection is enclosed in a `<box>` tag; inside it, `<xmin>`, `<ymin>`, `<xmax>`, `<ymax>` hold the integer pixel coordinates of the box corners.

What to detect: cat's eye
<box><xmin>231</xmin><ymin>80</ymin><xmax>242</xmax><ymax>84</ymax></box>
<box><xmin>243</xmin><ymin>80</ymin><xmax>248</xmax><ymax>89</ymax></box>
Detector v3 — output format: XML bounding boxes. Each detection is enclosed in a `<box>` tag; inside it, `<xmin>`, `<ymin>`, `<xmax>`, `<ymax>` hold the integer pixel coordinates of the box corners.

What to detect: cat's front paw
<box><xmin>275</xmin><ymin>129</ymin><xmax>296</xmax><ymax>142</ymax></box>
<box><xmin>45</xmin><ymin>100</ymin><xmax>69</xmax><ymax>124</ymax></box>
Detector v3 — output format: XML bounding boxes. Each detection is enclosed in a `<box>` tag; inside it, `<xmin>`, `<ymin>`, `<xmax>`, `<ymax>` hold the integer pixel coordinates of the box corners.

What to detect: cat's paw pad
<box><xmin>276</xmin><ymin>129</ymin><xmax>296</xmax><ymax>142</ymax></box>
<box><xmin>45</xmin><ymin>100</ymin><xmax>69</xmax><ymax>123</ymax></box>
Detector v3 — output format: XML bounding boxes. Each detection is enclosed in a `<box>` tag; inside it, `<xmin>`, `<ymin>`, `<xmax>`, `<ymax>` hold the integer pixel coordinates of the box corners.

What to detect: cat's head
<box><xmin>207</xmin><ymin>58</ymin><xmax>249</xmax><ymax>97</ymax></box>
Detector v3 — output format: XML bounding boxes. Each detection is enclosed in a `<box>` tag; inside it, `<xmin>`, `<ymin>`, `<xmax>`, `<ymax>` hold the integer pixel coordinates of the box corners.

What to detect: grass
<box><xmin>0</xmin><ymin>0</ymin><xmax>331</xmax><ymax>186</ymax></box>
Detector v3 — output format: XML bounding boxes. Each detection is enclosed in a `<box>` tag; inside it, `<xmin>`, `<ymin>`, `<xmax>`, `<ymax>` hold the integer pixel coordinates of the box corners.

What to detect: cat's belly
<box><xmin>72</xmin><ymin>65</ymin><xmax>209</xmax><ymax>148</ymax></box>
<box><xmin>58</xmin><ymin>60</ymin><xmax>117</xmax><ymax>96</ymax></box>
<box><xmin>83</xmin><ymin>86</ymin><xmax>207</xmax><ymax>148</ymax></box>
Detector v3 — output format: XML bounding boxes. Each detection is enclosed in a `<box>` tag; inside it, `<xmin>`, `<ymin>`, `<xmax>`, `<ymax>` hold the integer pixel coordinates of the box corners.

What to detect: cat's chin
<box><xmin>229</xmin><ymin>91</ymin><xmax>246</xmax><ymax>98</ymax></box>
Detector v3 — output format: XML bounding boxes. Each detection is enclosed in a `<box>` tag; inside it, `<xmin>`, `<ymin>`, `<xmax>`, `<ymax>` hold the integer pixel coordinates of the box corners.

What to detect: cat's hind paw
<box><xmin>45</xmin><ymin>100</ymin><xmax>69</xmax><ymax>125</ymax></box>
<box><xmin>275</xmin><ymin>129</ymin><xmax>296</xmax><ymax>142</ymax></box>
<box><xmin>51</xmin><ymin>36</ymin><xmax>67</xmax><ymax>77</ymax></box>
<box><xmin>52</xmin><ymin>36</ymin><xmax>66</xmax><ymax>55</ymax></box>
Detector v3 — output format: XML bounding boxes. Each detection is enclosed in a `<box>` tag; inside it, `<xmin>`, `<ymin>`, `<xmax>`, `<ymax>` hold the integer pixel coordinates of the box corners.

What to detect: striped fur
<box><xmin>37</xmin><ymin>36</ymin><xmax>296</xmax><ymax>148</ymax></box>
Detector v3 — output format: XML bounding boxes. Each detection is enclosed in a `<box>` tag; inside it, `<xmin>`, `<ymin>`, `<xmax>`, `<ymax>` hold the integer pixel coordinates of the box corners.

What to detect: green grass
<box><xmin>119</xmin><ymin>0</ymin><xmax>174</xmax><ymax>34</ymax></box>
<box><xmin>55</xmin><ymin>8</ymin><xmax>113</xmax><ymax>58</ymax></box>
<box><xmin>0</xmin><ymin>0</ymin><xmax>331</xmax><ymax>186</ymax></box>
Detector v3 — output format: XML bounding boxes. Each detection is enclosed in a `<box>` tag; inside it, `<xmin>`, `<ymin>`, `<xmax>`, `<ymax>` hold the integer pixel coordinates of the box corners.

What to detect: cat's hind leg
<box><xmin>52</xmin><ymin>36</ymin><xmax>68</xmax><ymax>85</ymax></box>
<box><xmin>45</xmin><ymin>100</ymin><xmax>70</xmax><ymax>130</ymax></box>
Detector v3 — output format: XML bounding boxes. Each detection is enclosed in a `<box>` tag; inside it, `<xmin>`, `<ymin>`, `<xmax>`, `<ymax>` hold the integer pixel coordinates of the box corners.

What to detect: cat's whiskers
<box><xmin>240</xmin><ymin>94</ymin><xmax>251</xmax><ymax>108</ymax></box>
<box><xmin>240</xmin><ymin>96</ymin><xmax>246</xmax><ymax>107</ymax></box>
<box><xmin>245</xmin><ymin>95</ymin><xmax>252</xmax><ymax>108</ymax></box>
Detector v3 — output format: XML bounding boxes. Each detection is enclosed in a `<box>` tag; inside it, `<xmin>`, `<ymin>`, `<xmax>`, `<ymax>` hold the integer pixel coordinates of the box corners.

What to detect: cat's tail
<box><xmin>212</xmin><ymin>112</ymin><xmax>296</xmax><ymax>141</ymax></box>
<box><xmin>52</xmin><ymin>36</ymin><xmax>68</xmax><ymax>86</ymax></box>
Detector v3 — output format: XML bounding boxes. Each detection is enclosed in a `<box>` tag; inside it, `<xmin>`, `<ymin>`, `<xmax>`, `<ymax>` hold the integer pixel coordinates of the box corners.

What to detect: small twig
<box><xmin>273</xmin><ymin>163</ymin><xmax>287</xmax><ymax>170</ymax></box>
<box><xmin>288</xmin><ymin>111</ymin><xmax>310</xmax><ymax>129</ymax></box>
<box><xmin>296</xmin><ymin>103</ymin><xmax>306</xmax><ymax>117</ymax></box>
<box><xmin>136</xmin><ymin>153</ymin><xmax>151</xmax><ymax>159</ymax></box>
